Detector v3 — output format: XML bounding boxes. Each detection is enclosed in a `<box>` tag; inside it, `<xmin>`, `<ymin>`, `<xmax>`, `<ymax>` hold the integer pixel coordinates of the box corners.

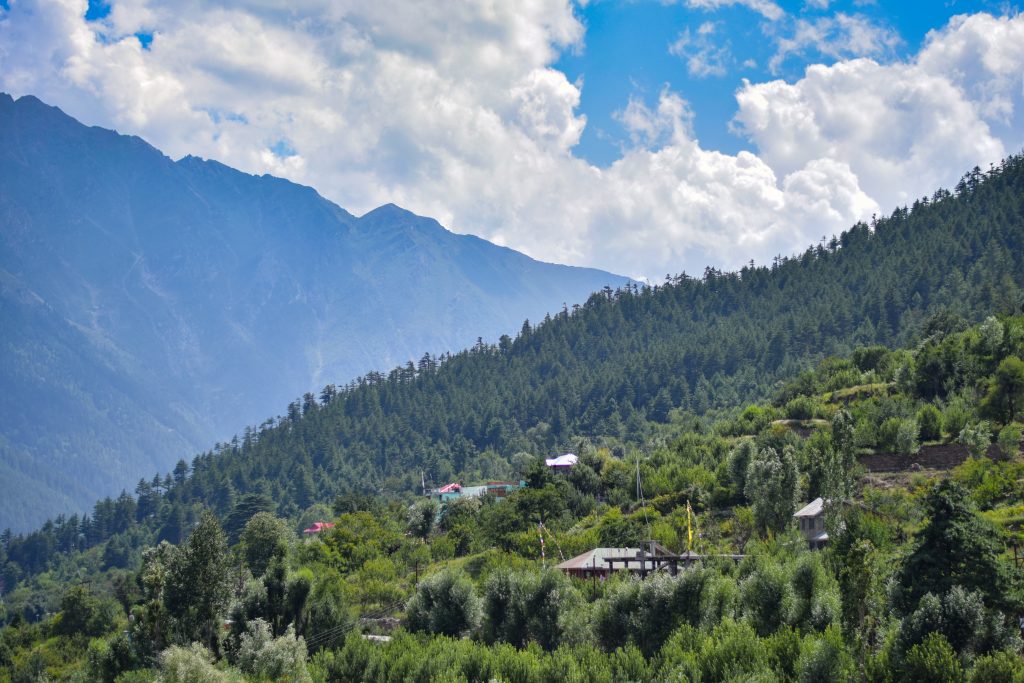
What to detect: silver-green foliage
<box><xmin>997</xmin><ymin>422</ymin><xmax>1022</xmax><ymax>457</ymax></box>
<box><xmin>405</xmin><ymin>569</ymin><xmax>481</xmax><ymax>637</ymax></box>
<box><xmin>157</xmin><ymin>644</ymin><xmax>243</xmax><ymax>683</ymax></box>
<box><xmin>745</xmin><ymin>447</ymin><xmax>799</xmax><ymax>535</ymax></box>
<box><xmin>958</xmin><ymin>422</ymin><xmax>993</xmax><ymax>458</ymax></box>
<box><xmin>741</xmin><ymin>563</ymin><xmax>795</xmax><ymax>637</ymax></box>
<box><xmin>236</xmin><ymin>618</ymin><xmax>311</xmax><ymax>683</ymax></box>
<box><xmin>482</xmin><ymin>568</ymin><xmax>584</xmax><ymax>650</ymax></box>
<box><xmin>895</xmin><ymin>418</ymin><xmax>920</xmax><ymax>456</ymax></box>
<box><xmin>728</xmin><ymin>440</ymin><xmax>757</xmax><ymax>500</ymax></box>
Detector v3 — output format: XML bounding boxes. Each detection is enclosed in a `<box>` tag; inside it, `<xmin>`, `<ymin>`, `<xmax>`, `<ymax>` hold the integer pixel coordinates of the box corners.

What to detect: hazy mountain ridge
<box><xmin>0</xmin><ymin>93</ymin><xmax>630</xmax><ymax>531</ymax></box>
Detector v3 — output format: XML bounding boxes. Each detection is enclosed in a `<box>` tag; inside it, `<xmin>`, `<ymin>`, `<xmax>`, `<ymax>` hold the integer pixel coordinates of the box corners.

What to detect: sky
<box><xmin>1</xmin><ymin>0</ymin><xmax>1023</xmax><ymax>281</ymax></box>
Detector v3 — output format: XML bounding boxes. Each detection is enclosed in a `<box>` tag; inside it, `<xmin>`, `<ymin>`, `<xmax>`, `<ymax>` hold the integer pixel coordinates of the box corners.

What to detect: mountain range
<box><xmin>0</xmin><ymin>93</ymin><xmax>629</xmax><ymax>531</ymax></box>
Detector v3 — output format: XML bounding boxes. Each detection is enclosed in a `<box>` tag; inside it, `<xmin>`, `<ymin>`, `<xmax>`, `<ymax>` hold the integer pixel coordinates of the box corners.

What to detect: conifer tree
<box><xmin>898</xmin><ymin>481</ymin><xmax>1013</xmax><ymax>612</ymax></box>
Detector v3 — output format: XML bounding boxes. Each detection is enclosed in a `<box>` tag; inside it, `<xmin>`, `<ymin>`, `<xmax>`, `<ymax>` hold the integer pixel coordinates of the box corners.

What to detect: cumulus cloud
<box><xmin>768</xmin><ymin>12</ymin><xmax>902</xmax><ymax>73</ymax></box>
<box><xmin>615</xmin><ymin>90</ymin><xmax>694</xmax><ymax>148</ymax></box>
<box><xmin>0</xmin><ymin>4</ymin><xmax>1022</xmax><ymax>280</ymax></box>
<box><xmin>736</xmin><ymin>13</ymin><xmax>1022</xmax><ymax>211</ymax></box>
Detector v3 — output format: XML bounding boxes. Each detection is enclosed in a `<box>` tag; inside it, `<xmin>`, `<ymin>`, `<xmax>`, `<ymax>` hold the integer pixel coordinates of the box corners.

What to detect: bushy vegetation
<box><xmin>3</xmin><ymin>309</ymin><xmax>1023</xmax><ymax>680</ymax></box>
<box><xmin>3</xmin><ymin>160</ymin><xmax>1024</xmax><ymax>680</ymax></box>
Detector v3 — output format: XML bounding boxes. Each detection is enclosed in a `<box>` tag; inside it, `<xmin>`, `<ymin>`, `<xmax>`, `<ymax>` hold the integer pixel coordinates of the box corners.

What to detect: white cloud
<box><xmin>669</xmin><ymin>22</ymin><xmax>732</xmax><ymax>78</ymax></box>
<box><xmin>916</xmin><ymin>13</ymin><xmax>1024</xmax><ymax>131</ymax></box>
<box><xmin>768</xmin><ymin>12</ymin><xmax>901</xmax><ymax>73</ymax></box>
<box><xmin>737</xmin><ymin>12</ymin><xmax>1023</xmax><ymax>212</ymax></box>
<box><xmin>1</xmin><ymin>4</ymin><xmax>1023</xmax><ymax>281</ymax></box>
<box><xmin>683</xmin><ymin>0</ymin><xmax>785</xmax><ymax>22</ymax></box>
<box><xmin>615</xmin><ymin>89</ymin><xmax>694</xmax><ymax>148</ymax></box>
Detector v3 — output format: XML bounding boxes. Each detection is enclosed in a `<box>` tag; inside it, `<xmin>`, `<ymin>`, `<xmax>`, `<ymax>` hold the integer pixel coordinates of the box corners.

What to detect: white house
<box><xmin>794</xmin><ymin>497</ymin><xmax>828</xmax><ymax>550</ymax></box>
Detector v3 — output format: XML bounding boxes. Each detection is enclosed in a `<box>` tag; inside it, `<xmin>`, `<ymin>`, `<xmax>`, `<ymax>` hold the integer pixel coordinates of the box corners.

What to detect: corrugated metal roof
<box><xmin>557</xmin><ymin>547</ymin><xmax>641</xmax><ymax>570</ymax></box>
<box><xmin>794</xmin><ymin>497</ymin><xmax>825</xmax><ymax>517</ymax></box>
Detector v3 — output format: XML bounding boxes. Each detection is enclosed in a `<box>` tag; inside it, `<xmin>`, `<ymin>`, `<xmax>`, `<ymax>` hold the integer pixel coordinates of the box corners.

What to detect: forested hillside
<box><xmin>3</xmin><ymin>308</ymin><xmax>1024</xmax><ymax>681</ymax></box>
<box><xmin>1</xmin><ymin>154</ymin><xmax>1022</xmax><ymax>591</ymax></box>
<box><xmin>109</xmin><ymin>153</ymin><xmax>1024</xmax><ymax>510</ymax></box>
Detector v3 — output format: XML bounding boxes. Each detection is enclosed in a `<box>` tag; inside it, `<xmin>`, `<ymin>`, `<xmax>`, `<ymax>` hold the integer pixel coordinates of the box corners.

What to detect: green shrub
<box><xmin>115</xmin><ymin>671</ymin><xmax>158</xmax><ymax>683</ymax></box>
<box><xmin>482</xmin><ymin>568</ymin><xmax>582</xmax><ymax>651</ymax></box>
<box><xmin>697</xmin><ymin>619</ymin><xmax>771</xmax><ymax>682</ymax></box>
<box><xmin>236</xmin><ymin>619</ymin><xmax>311</xmax><ymax>683</ymax></box>
<box><xmin>944</xmin><ymin>398</ymin><xmax>972</xmax><ymax>441</ymax></box>
<box><xmin>895</xmin><ymin>419</ymin><xmax>921</xmax><ymax>455</ymax></box>
<box><xmin>900</xmin><ymin>633</ymin><xmax>965</xmax><ymax>683</ymax></box>
<box><xmin>997</xmin><ymin>423</ymin><xmax>1022</xmax><ymax>457</ymax></box>
<box><xmin>959</xmin><ymin>422</ymin><xmax>993</xmax><ymax>458</ymax></box>
<box><xmin>854</xmin><ymin>418</ymin><xmax>878</xmax><ymax>449</ymax></box>
<box><xmin>54</xmin><ymin>585</ymin><xmax>116</xmax><ymax>638</ymax></box>
<box><xmin>878</xmin><ymin>417</ymin><xmax>902</xmax><ymax>452</ymax></box>
<box><xmin>741</xmin><ymin>564</ymin><xmax>794</xmax><ymax>637</ymax></box>
<box><xmin>790</xmin><ymin>554</ymin><xmax>840</xmax><ymax>632</ymax></box>
<box><xmin>918</xmin><ymin>405</ymin><xmax>943</xmax><ymax>441</ymax></box>
<box><xmin>798</xmin><ymin>626</ymin><xmax>855</xmax><ymax>683</ymax></box>
<box><xmin>852</xmin><ymin>346</ymin><xmax>890</xmax><ymax>373</ymax></box>
<box><xmin>765</xmin><ymin>627</ymin><xmax>802</xmax><ymax>682</ymax></box>
<box><xmin>609</xmin><ymin>644</ymin><xmax>650</xmax><ymax>682</ymax></box>
<box><xmin>786</xmin><ymin>397</ymin><xmax>818</xmax><ymax>421</ymax></box>
<box><xmin>158</xmin><ymin>644</ymin><xmax>244</xmax><ymax>683</ymax></box>
<box><xmin>969</xmin><ymin>649</ymin><xmax>1024</xmax><ymax>683</ymax></box>
<box><xmin>405</xmin><ymin>569</ymin><xmax>481</xmax><ymax>637</ymax></box>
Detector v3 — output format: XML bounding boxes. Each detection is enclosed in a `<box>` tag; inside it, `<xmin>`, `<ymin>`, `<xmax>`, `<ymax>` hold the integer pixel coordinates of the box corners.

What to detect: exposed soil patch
<box><xmin>859</xmin><ymin>443</ymin><xmax>1004</xmax><ymax>472</ymax></box>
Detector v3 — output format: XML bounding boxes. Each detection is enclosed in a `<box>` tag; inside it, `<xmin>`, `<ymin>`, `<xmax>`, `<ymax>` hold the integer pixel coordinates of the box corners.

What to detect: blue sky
<box><xmin>2</xmin><ymin>0</ymin><xmax>1023</xmax><ymax>278</ymax></box>
<box><xmin>560</xmin><ymin>0</ymin><xmax>1013</xmax><ymax>165</ymax></box>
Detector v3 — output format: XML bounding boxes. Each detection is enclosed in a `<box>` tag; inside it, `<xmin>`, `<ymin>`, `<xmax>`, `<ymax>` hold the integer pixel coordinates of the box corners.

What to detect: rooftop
<box><xmin>556</xmin><ymin>547</ymin><xmax>642</xmax><ymax>571</ymax></box>
<box><xmin>794</xmin><ymin>497</ymin><xmax>825</xmax><ymax>518</ymax></box>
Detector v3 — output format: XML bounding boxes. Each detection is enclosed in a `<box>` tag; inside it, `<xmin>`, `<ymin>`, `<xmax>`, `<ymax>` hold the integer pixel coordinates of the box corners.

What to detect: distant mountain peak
<box><xmin>358</xmin><ymin>202</ymin><xmax>450</xmax><ymax>239</ymax></box>
<box><xmin>0</xmin><ymin>92</ymin><xmax>630</xmax><ymax>530</ymax></box>
<box><xmin>362</xmin><ymin>202</ymin><xmax>419</xmax><ymax>222</ymax></box>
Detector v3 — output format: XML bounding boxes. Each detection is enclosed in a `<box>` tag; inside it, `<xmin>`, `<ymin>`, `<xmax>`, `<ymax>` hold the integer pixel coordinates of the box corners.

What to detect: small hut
<box><xmin>545</xmin><ymin>453</ymin><xmax>578</xmax><ymax>469</ymax></box>
<box><xmin>794</xmin><ymin>498</ymin><xmax>828</xmax><ymax>549</ymax></box>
